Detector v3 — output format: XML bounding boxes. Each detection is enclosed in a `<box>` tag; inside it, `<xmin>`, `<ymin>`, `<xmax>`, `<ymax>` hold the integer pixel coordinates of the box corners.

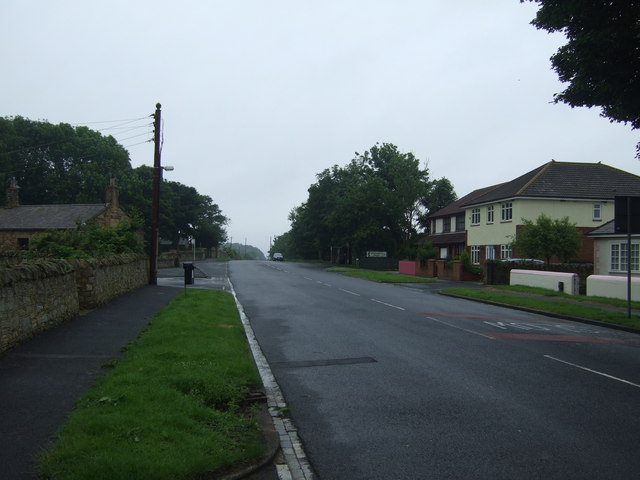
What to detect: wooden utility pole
<box><xmin>149</xmin><ymin>103</ymin><xmax>162</xmax><ymax>285</ymax></box>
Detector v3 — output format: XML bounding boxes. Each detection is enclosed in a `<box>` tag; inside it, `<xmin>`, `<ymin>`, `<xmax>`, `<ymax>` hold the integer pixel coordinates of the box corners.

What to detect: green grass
<box><xmin>441</xmin><ymin>287</ymin><xmax>640</xmax><ymax>329</ymax></box>
<box><xmin>39</xmin><ymin>290</ymin><xmax>264</xmax><ymax>480</ymax></box>
<box><xmin>489</xmin><ymin>284</ymin><xmax>640</xmax><ymax>309</ymax></box>
<box><xmin>326</xmin><ymin>266</ymin><xmax>436</xmax><ymax>283</ymax></box>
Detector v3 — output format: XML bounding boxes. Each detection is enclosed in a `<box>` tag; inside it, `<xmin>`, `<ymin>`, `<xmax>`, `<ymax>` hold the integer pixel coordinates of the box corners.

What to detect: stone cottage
<box><xmin>0</xmin><ymin>177</ymin><xmax>130</xmax><ymax>252</ymax></box>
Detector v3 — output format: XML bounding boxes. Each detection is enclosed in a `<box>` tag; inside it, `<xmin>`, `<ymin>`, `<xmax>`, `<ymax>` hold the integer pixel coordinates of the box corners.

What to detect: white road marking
<box><xmin>425</xmin><ymin>316</ymin><xmax>495</xmax><ymax>339</ymax></box>
<box><xmin>545</xmin><ymin>355</ymin><xmax>640</xmax><ymax>389</ymax></box>
<box><xmin>340</xmin><ymin>288</ymin><xmax>360</xmax><ymax>296</ymax></box>
<box><xmin>316</xmin><ymin>281</ymin><xmax>332</xmax><ymax>287</ymax></box>
<box><xmin>371</xmin><ymin>298</ymin><xmax>405</xmax><ymax>311</ymax></box>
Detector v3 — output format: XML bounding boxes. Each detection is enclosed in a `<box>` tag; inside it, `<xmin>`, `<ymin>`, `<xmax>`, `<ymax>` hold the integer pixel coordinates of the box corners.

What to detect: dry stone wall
<box><xmin>0</xmin><ymin>255</ymin><xmax>149</xmax><ymax>352</ymax></box>
<box><xmin>0</xmin><ymin>260</ymin><xmax>78</xmax><ymax>352</ymax></box>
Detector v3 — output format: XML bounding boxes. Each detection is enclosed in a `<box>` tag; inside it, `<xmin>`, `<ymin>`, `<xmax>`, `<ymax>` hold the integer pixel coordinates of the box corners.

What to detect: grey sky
<box><xmin>2</xmin><ymin>1</ymin><xmax>638</xmax><ymax>256</ymax></box>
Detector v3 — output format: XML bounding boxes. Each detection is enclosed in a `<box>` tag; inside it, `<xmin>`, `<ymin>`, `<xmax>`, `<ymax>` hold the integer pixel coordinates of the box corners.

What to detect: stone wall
<box><xmin>0</xmin><ymin>254</ymin><xmax>149</xmax><ymax>352</ymax></box>
<box><xmin>0</xmin><ymin>260</ymin><xmax>78</xmax><ymax>352</ymax></box>
<box><xmin>70</xmin><ymin>254</ymin><xmax>149</xmax><ymax>310</ymax></box>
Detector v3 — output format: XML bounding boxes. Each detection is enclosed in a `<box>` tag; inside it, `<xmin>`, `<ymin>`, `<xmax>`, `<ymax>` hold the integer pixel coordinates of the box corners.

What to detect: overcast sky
<box><xmin>2</xmin><ymin>1</ymin><xmax>638</xmax><ymax>256</ymax></box>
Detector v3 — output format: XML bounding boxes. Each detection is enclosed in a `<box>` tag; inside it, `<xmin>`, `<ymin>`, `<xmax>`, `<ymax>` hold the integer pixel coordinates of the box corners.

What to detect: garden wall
<box><xmin>0</xmin><ymin>260</ymin><xmax>78</xmax><ymax>353</ymax></box>
<box><xmin>0</xmin><ymin>254</ymin><xmax>149</xmax><ymax>353</ymax></box>
<box><xmin>70</xmin><ymin>254</ymin><xmax>149</xmax><ymax>309</ymax></box>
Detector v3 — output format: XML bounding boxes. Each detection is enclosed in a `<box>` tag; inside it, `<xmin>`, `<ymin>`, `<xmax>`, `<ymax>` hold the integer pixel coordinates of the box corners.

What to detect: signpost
<box><xmin>614</xmin><ymin>196</ymin><xmax>640</xmax><ymax>318</ymax></box>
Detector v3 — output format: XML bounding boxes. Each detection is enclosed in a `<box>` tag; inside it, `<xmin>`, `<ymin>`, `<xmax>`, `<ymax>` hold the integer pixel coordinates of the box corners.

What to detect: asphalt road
<box><xmin>227</xmin><ymin>261</ymin><xmax>640</xmax><ymax>480</ymax></box>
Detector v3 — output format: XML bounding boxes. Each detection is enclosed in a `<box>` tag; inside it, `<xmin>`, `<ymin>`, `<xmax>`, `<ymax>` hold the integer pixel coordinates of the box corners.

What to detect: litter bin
<box><xmin>183</xmin><ymin>262</ymin><xmax>195</xmax><ymax>285</ymax></box>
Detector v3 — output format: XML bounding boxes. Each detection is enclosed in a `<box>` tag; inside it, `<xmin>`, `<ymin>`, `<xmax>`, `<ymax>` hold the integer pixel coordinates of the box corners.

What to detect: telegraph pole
<box><xmin>149</xmin><ymin>103</ymin><xmax>162</xmax><ymax>285</ymax></box>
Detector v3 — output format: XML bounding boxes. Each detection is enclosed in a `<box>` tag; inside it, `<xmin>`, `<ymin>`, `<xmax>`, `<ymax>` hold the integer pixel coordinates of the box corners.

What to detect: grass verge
<box><xmin>326</xmin><ymin>266</ymin><xmax>436</xmax><ymax>283</ymax></box>
<box><xmin>38</xmin><ymin>290</ymin><xmax>264</xmax><ymax>480</ymax></box>
<box><xmin>441</xmin><ymin>287</ymin><xmax>640</xmax><ymax>330</ymax></box>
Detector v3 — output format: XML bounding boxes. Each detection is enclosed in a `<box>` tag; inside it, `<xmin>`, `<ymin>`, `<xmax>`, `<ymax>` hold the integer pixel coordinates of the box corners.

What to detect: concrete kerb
<box><xmin>229</xmin><ymin>280</ymin><xmax>316</xmax><ymax>480</ymax></box>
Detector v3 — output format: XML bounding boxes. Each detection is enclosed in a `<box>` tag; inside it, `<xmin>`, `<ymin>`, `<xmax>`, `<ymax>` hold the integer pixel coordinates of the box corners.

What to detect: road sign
<box><xmin>614</xmin><ymin>196</ymin><xmax>640</xmax><ymax>234</ymax></box>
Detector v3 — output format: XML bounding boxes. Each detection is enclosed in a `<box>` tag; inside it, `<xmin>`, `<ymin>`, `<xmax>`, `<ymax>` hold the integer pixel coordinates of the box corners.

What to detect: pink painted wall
<box><xmin>398</xmin><ymin>260</ymin><xmax>417</xmax><ymax>276</ymax></box>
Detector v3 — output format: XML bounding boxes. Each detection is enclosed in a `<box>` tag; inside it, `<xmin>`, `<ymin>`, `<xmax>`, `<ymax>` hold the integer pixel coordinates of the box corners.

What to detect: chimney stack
<box><xmin>5</xmin><ymin>177</ymin><xmax>19</xmax><ymax>208</ymax></box>
<box><xmin>105</xmin><ymin>176</ymin><xmax>119</xmax><ymax>209</ymax></box>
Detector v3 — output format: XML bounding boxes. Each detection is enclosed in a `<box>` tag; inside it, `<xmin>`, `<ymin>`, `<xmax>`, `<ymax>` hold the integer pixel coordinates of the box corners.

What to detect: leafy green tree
<box><xmin>284</xmin><ymin>142</ymin><xmax>442</xmax><ymax>261</ymax></box>
<box><xmin>511</xmin><ymin>214</ymin><xmax>582</xmax><ymax>263</ymax></box>
<box><xmin>418</xmin><ymin>177</ymin><xmax>457</xmax><ymax>232</ymax></box>
<box><xmin>523</xmin><ymin>0</ymin><xmax>640</xmax><ymax>152</ymax></box>
<box><xmin>0</xmin><ymin>116</ymin><xmax>132</xmax><ymax>205</ymax></box>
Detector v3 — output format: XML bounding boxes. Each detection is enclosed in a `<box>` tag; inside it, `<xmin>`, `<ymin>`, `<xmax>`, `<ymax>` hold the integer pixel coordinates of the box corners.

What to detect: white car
<box><xmin>272</xmin><ymin>253</ymin><xmax>284</xmax><ymax>261</ymax></box>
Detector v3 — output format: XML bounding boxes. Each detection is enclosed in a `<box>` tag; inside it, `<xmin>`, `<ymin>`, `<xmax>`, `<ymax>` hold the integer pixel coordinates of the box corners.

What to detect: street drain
<box><xmin>271</xmin><ymin>356</ymin><xmax>377</xmax><ymax>369</ymax></box>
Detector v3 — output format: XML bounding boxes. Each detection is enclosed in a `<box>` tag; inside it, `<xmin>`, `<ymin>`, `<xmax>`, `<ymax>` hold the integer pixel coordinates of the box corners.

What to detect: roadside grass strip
<box><xmin>490</xmin><ymin>284</ymin><xmax>640</xmax><ymax>310</ymax></box>
<box><xmin>442</xmin><ymin>287</ymin><xmax>640</xmax><ymax>330</ymax></box>
<box><xmin>38</xmin><ymin>290</ymin><xmax>264</xmax><ymax>480</ymax></box>
<box><xmin>326</xmin><ymin>267</ymin><xmax>435</xmax><ymax>283</ymax></box>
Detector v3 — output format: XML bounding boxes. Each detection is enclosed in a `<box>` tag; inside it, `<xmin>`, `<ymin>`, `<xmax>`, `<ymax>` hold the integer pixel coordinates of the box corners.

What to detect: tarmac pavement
<box><xmin>0</xmin><ymin>284</ymin><xmax>181</xmax><ymax>480</ymax></box>
<box><xmin>0</xmin><ymin>262</ymin><xmax>281</xmax><ymax>480</ymax></box>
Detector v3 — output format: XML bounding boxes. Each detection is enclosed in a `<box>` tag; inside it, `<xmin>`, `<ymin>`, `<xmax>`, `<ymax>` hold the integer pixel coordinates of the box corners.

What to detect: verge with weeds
<box><xmin>39</xmin><ymin>290</ymin><xmax>264</xmax><ymax>480</ymax></box>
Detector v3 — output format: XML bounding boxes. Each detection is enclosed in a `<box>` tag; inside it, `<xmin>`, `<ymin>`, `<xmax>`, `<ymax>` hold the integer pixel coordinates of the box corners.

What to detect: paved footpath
<box><xmin>0</xmin><ymin>285</ymin><xmax>181</xmax><ymax>480</ymax></box>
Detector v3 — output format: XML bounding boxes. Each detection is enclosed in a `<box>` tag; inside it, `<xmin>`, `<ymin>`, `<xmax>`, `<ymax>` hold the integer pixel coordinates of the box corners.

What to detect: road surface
<box><xmin>226</xmin><ymin>260</ymin><xmax>640</xmax><ymax>480</ymax></box>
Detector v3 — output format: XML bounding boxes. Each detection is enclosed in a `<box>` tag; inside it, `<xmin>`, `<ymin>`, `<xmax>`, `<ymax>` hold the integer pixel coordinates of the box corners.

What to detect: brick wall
<box><xmin>0</xmin><ymin>254</ymin><xmax>149</xmax><ymax>352</ymax></box>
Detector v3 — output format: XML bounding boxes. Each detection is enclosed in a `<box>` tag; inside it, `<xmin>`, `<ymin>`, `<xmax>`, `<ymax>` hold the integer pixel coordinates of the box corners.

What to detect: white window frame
<box><xmin>486</xmin><ymin>245</ymin><xmax>495</xmax><ymax>260</ymax></box>
<box><xmin>501</xmin><ymin>202</ymin><xmax>512</xmax><ymax>222</ymax></box>
<box><xmin>500</xmin><ymin>244</ymin><xmax>512</xmax><ymax>259</ymax></box>
<box><xmin>593</xmin><ymin>203</ymin><xmax>601</xmax><ymax>221</ymax></box>
<box><xmin>486</xmin><ymin>205</ymin><xmax>494</xmax><ymax>224</ymax></box>
<box><xmin>471</xmin><ymin>246</ymin><xmax>480</xmax><ymax>265</ymax></box>
<box><xmin>611</xmin><ymin>243</ymin><xmax>639</xmax><ymax>272</ymax></box>
<box><xmin>471</xmin><ymin>208</ymin><xmax>480</xmax><ymax>225</ymax></box>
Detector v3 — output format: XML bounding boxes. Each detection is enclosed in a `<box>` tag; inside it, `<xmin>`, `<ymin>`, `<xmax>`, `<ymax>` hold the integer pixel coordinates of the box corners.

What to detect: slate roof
<box><xmin>587</xmin><ymin>220</ymin><xmax>616</xmax><ymax>236</ymax></box>
<box><xmin>0</xmin><ymin>204</ymin><xmax>107</xmax><ymax>230</ymax></box>
<box><xmin>462</xmin><ymin>161</ymin><xmax>640</xmax><ymax>207</ymax></box>
<box><xmin>428</xmin><ymin>183</ymin><xmax>503</xmax><ymax>218</ymax></box>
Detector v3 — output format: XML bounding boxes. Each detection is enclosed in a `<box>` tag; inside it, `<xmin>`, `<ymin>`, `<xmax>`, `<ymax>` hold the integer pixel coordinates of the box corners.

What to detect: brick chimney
<box><xmin>105</xmin><ymin>176</ymin><xmax>119</xmax><ymax>209</ymax></box>
<box><xmin>5</xmin><ymin>177</ymin><xmax>19</xmax><ymax>208</ymax></box>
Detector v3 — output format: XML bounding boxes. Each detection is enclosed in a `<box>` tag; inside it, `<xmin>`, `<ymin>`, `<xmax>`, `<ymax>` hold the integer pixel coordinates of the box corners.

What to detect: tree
<box><xmin>418</xmin><ymin>177</ymin><xmax>457</xmax><ymax>232</ymax></box>
<box><xmin>284</xmin><ymin>143</ymin><xmax>443</xmax><ymax>261</ymax></box>
<box><xmin>511</xmin><ymin>213</ymin><xmax>582</xmax><ymax>263</ymax></box>
<box><xmin>524</xmin><ymin>1</ymin><xmax>640</xmax><ymax>136</ymax></box>
<box><xmin>0</xmin><ymin>116</ymin><xmax>132</xmax><ymax>205</ymax></box>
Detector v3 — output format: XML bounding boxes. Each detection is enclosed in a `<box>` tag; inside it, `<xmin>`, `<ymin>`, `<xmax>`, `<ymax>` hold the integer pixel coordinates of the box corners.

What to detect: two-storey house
<box><xmin>426</xmin><ymin>184</ymin><xmax>501</xmax><ymax>259</ymax></box>
<box><xmin>460</xmin><ymin>160</ymin><xmax>640</xmax><ymax>265</ymax></box>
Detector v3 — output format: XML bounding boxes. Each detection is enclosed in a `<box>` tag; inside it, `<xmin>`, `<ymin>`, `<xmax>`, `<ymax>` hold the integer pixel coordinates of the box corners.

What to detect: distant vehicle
<box><xmin>501</xmin><ymin>258</ymin><xmax>544</xmax><ymax>264</ymax></box>
<box><xmin>272</xmin><ymin>253</ymin><xmax>284</xmax><ymax>261</ymax></box>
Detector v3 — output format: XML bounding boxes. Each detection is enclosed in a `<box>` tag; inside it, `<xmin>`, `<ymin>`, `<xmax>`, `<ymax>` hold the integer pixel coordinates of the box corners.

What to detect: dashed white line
<box><xmin>544</xmin><ymin>355</ymin><xmax>640</xmax><ymax>389</ymax></box>
<box><xmin>316</xmin><ymin>281</ymin><xmax>332</xmax><ymax>287</ymax></box>
<box><xmin>340</xmin><ymin>288</ymin><xmax>360</xmax><ymax>296</ymax></box>
<box><xmin>371</xmin><ymin>298</ymin><xmax>405</xmax><ymax>311</ymax></box>
<box><xmin>424</xmin><ymin>316</ymin><xmax>495</xmax><ymax>339</ymax></box>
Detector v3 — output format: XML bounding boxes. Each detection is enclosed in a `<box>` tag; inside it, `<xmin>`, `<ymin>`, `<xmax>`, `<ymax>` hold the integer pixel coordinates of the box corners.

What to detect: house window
<box><xmin>501</xmin><ymin>202</ymin><xmax>512</xmax><ymax>222</ymax></box>
<box><xmin>611</xmin><ymin>243</ymin><xmax>639</xmax><ymax>271</ymax></box>
<box><xmin>500</xmin><ymin>244</ymin><xmax>512</xmax><ymax>259</ymax></box>
<box><xmin>486</xmin><ymin>245</ymin><xmax>495</xmax><ymax>260</ymax></box>
<box><xmin>455</xmin><ymin>214</ymin><xmax>465</xmax><ymax>232</ymax></box>
<box><xmin>593</xmin><ymin>203</ymin><xmax>601</xmax><ymax>221</ymax></box>
<box><xmin>443</xmin><ymin>217</ymin><xmax>451</xmax><ymax>233</ymax></box>
<box><xmin>486</xmin><ymin>205</ymin><xmax>494</xmax><ymax>224</ymax></box>
<box><xmin>471</xmin><ymin>208</ymin><xmax>480</xmax><ymax>225</ymax></box>
<box><xmin>17</xmin><ymin>238</ymin><xmax>29</xmax><ymax>250</ymax></box>
<box><xmin>471</xmin><ymin>246</ymin><xmax>480</xmax><ymax>265</ymax></box>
